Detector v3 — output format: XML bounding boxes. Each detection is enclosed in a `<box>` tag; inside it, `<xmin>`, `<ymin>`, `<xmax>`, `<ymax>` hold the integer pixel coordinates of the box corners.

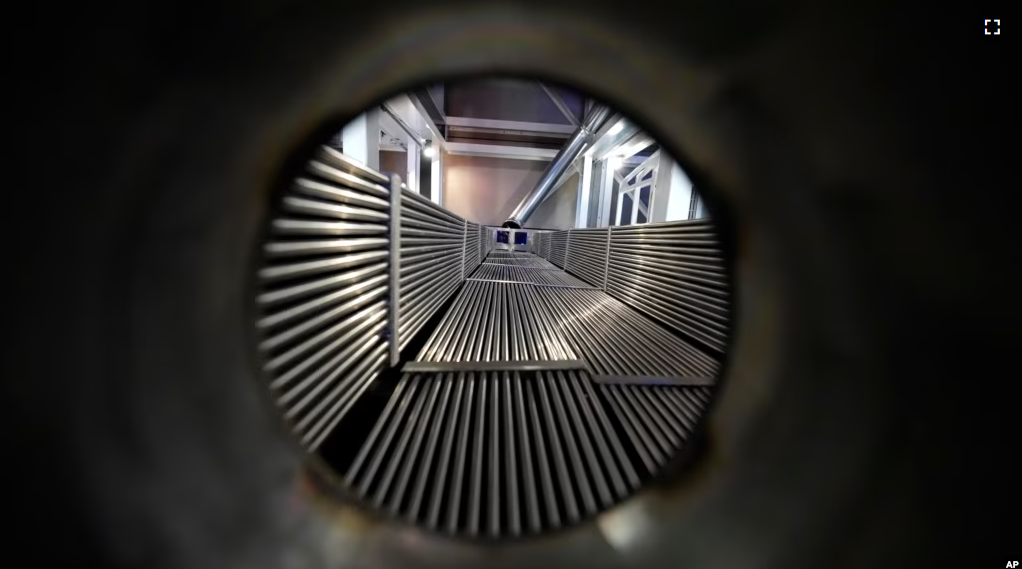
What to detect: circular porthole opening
<box><xmin>253</xmin><ymin>77</ymin><xmax>732</xmax><ymax>540</ymax></box>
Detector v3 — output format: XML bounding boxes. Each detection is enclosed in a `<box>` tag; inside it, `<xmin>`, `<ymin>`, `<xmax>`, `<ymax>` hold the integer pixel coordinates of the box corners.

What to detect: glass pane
<box><xmin>620</xmin><ymin>193</ymin><xmax>633</xmax><ymax>226</ymax></box>
<box><xmin>637</xmin><ymin>186</ymin><xmax>650</xmax><ymax>224</ymax></box>
<box><xmin>587</xmin><ymin>161</ymin><xmax>603</xmax><ymax>227</ymax></box>
<box><xmin>642</xmin><ymin>170</ymin><xmax>653</xmax><ymax>181</ymax></box>
<box><xmin>608</xmin><ymin>179</ymin><xmax>620</xmax><ymax>226</ymax></box>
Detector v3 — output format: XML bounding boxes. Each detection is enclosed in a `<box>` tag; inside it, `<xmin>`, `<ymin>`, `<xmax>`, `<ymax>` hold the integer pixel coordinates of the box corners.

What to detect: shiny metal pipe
<box><xmin>314</xmin><ymin>145</ymin><xmax>390</xmax><ymax>185</ymax></box>
<box><xmin>303</xmin><ymin>342</ymin><xmax>389</xmax><ymax>449</ymax></box>
<box><xmin>283</xmin><ymin>195</ymin><xmax>390</xmax><ymax>223</ymax></box>
<box><xmin>531</xmin><ymin>285</ymin><xmax>717</xmax><ymax>379</ymax></box>
<box><xmin>605</xmin><ymin>218</ymin><xmax>730</xmax><ymax>353</ymax></box>
<box><xmin>562</xmin><ymin>228</ymin><xmax>610</xmax><ymax>287</ymax></box>
<box><xmin>504</xmin><ymin>105</ymin><xmax>612</xmax><ymax>228</ymax></box>
<box><xmin>342</xmin><ymin>378</ymin><xmax>682</xmax><ymax>537</ymax></box>
<box><xmin>270</xmin><ymin>218</ymin><xmax>388</xmax><ymax>236</ymax></box>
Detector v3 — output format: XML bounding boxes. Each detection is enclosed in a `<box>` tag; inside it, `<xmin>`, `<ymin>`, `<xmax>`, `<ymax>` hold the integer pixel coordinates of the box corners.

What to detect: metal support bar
<box><xmin>461</xmin><ymin>218</ymin><xmax>468</xmax><ymax>280</ymax></box>
<box><xmin>602</xmin><ymin>226</ymin><xmax>612</xmax><ymax>291</ymax></box>
<box><xmin>503</xmin><ymin>105</ymin><xmax>612</xmax><ymax>228</ymax></box>
<box><xmin>480</xmin><ymin>263</ymin><xmax>562</xmax><ymax>271</ymax></box>
<box><xmin>565</xmin><ymin>230</ymin><xmax>573</xmax><ymax>272</ymax></box>
<box><xmin>538</xmin><ymin>82</ymin><xmax>580</xmax><ymax>127</ymax></box>
<box><xmin>590</xmin><ymin>375</ymin><xmax>716</xmax><ymax>386</ymax></box>
<box><xmin>402</xmin><ymin>360</ymin><xmax>588</xmax><ymax>373</ymax></box>
<box><xmin>464</xmin><ymin>278</ymin><xmax>596</xmax><ymax>290</ymax></box>
<box><xmin>389</xmin><ymin>174</ymin><xmax>403</xmax><ymax>366</ymax></box>
<box><xmin>381</xmin><ymin>103</ymin><xmax>425</xmax><ymax>147</ymax></box>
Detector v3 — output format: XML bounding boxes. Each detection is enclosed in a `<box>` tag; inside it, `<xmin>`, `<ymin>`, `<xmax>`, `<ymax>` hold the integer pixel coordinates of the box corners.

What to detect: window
<box><xmin>688</xmin><ymin>191</ymin><xmax>699</xmax><ymax>220</ymax></box>
<box><xmin>620</xmin><ymin>194</ymin><xmax>633</xmax><ymax>226</ymax></box>
<box><xmin>614</xmin><ymin>152</ymin><xmax>660</xmax><ymax>226</ymax></box>
<box><xmin>637</xmin><ymin>186</ymin><xmax>650</xmax><ymax>224</ymax></box>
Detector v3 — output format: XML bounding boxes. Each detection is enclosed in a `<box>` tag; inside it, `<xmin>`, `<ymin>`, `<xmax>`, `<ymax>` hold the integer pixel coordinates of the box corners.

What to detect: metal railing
<box><xmin>534</xmin><ymin>219</ymin><xmax>730</xmax><ymax>354</ymax></box>
<box><xmin>256</xmin><ymin>147</ymin><xmax>394</xmax><ymax>451</ymax></box>
<box><xmin>257</xmin><ymin>148</ymin><xmax>482</xmax><ymax>451</ymax></box>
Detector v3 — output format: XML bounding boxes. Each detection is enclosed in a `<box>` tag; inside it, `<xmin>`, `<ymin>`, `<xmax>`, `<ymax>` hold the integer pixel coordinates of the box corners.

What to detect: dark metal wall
<box><xmin>10</xmin><ymin>1</ymin><xmax>1014</xmax><ymax>568</ymax></box>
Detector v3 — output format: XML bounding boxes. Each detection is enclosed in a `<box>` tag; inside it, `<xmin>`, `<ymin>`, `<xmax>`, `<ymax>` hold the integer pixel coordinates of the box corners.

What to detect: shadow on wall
<box><xmin>528</xmin><ymin>171</ymin><xmax>579</xmax><ymax>230</ymax></box>
<box><xmin>443</xmin><ymin>154</ymin><xmax>547</xmax><ymax>226</ymax></box>
<box><xmin>378</xmin><ymin>150</ymin><xmax>407</xmax><ymax>180</ymax></box>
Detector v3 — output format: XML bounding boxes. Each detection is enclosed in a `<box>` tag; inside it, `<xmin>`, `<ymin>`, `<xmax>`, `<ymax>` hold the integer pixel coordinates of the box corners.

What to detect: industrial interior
<box><xmin>255</xmin><ymin>79</ymin><xmax>729</xmax><ymax>538</ymax></box>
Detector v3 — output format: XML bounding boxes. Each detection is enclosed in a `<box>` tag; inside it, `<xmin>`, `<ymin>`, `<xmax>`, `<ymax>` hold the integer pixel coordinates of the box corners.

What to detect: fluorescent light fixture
<box><xmin>608</xmin><ymin>121</ymin><xmax>625</xmax><ymax>135</ymax></box>
<box><xmin>423</xmin><ymin>140</ymin><xmax>435</xmax><ymax>158</ymax></box>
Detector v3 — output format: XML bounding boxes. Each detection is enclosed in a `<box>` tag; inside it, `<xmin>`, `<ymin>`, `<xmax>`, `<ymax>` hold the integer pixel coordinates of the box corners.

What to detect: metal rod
<box><xmin>446</xmin><ymin>374</ymin><xmax>475</xmax><ymax>533</ymax></box>
<box><xmin>409</xmin><ymin>374</ymin><xmax>453</xmax><ymax>521</ymax></box>
<box><xmin>357</xmin><ymin>379</ymin><xmax>421</xmax><ymax>498</ymax></box>
<box><xmin>603</xmin><ymin>226</ymin><xmax>612</xmax><ymax>290</ymax></box>
<box><xmin>524</xmin><ymin>380</ymin><xmax>560</xmax><ymax>528</ymax></box>
<box><xmin>556</xmin><ymin>371</ymin><xmax>612</xmax><ymax>508</ymax></box>
<box><xmin>591</xmin><ymin>375</ymin><xmax>715</xmax><ymax>386</ymax></box>
<box><xmin>346</xmin><ymin>377</ymin><xmax>409</xmax><ymax>484</ymax></box>
<box><xmin>381</xmin><ymin>103</ymin><xmax>426</xmax><ymax>147</ymax></box>
<box><xmin>574</xmin><ymin>373</ymin><xmax>636</xmax><ymax>494</ymax></box>
<box><xmin>503</xmin><ymin>373</ymin><xmax>521</xmax><ymax>536</ymax></box>
<box><xmin>488</xmin><ymin>374</ymin><xmax>501</xmax><ymax>538</ymax></box>
<box><xmin>388</xmin><ymin>173</ymin><xmax>403</xmax><ymax>366</ymax></box>
<box><xmin>468</xmin><ymin>374</ymin><xmax>487</xmax><ymax>536</ymax></box>
<box><xmin>372</xmin><ymin>380</ymin><xmax>429</xmax><ymax>508</ymax></box>
<box><xmin>389</xmin><ymin>379</ymin><xmax>442</xmax><ymax>513</ymax></box>
<box><xmin>536</xmin><ymin>375</ymin><xmax>579</xmax><ymax>522</ymax></box>
<box><xmin>513</xmin><ymin>372</ymin><xmax>541</xmax><ymax>533</ymax></box>
<box><xmin>546</xmin><ymin>373</ymin><xmax>596</xmax><ymax>515</ymax></box>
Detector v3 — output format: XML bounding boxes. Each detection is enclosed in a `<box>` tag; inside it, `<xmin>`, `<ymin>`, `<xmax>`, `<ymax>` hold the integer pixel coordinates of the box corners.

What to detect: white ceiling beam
<box><xmin>617</xmin><ymin>174</ymin><xmax>650</xmax><ymax>218</ymax></box>
<box><xmin>445</xmin><ymin>116</ymin><xmax>576</xmax><ymax>135</ymax></box>
<box><xmin>614</xmin><ymin>134</ymin><xmax>657</xmax><ymax>161</ymax></box>
<box><xmin>445</xmin><ymin>142</ymin><xmax>557</xmax><ymax>162</ymax></box>
<box><xmin>447</xmin><ymin>125</ymin><xmax>569</xmax><ymax>139</ymax></box>
<box><xmin>403</xmin><ymin>93</ymin><xmax>448</xmax><ymax>149</ymax></box>
<box><xmin>378</xmin><ymin>112</ymin><xmax>408</xmax><ymax>144</ymax></box>
<box><xmin>538</xmin><ymin>82</ymin><xmax>580</xmax><ymax>127</ymax></box>
<box><xmin>380</xmin><ymin>103</ymin><xmax>424</xmax><ymax>148</ymax></box>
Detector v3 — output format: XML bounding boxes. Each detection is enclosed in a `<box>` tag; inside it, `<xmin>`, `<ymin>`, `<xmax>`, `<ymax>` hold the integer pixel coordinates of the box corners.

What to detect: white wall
<box><xmin>442</xmin><ymin>154</ymin><xmax>548</xmax><ymax>226</ymax></box>
<box><xmin>665</xmin><ymin>158</ymin><xmax>694</xmax><ymax>221</ymax></box>
<box><xmin>379</xmin><ymin>149</ymin><xmax>407</xmax><ymax>179</ymax></box>
<box><xmin>529</xmin><ymin>172</ymin><xmax>579</xmax><ymax>230</ymax></box>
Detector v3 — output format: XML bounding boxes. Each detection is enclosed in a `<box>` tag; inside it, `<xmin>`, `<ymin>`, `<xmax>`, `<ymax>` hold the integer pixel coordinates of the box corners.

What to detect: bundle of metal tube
<box><xmin>416</xmin><ymin>280</ymin><xmax>578</xmax><ymax>362</ymax></box>
<box><xmin>462</xmin><ymin>221</ymin><xmax>482</xmax><ymax>278</ymax></box>
<box><xmin>344</xmin><ymin>370</ymin><xmax>686</xmax><ymax>538</ymax></box>
<box><xmin>398</xmin><ymin>189</ymin><xmax>466</xmax><ymax>350</ymax></box>
<box><xmin>469</xmin><ymin>262</ymin><xmax>593</xmax><ymax>288</ymax></box>
<box><xmin>607</xmin><ymin>220</ymin><xmax>729</xmax><ymax>353</ymax></box>
<box><xmin>534</xmin><ymin>286</ymin><xmax>720</xmax><ymax>380</ymax></box>
<box><xmin>597</xmin><ymin>383</ymin><xmax>712</xmax><ymax>474</ymax></box>
<box><xmin>503</xmin><ymin>104</ymin><xmax>612</xmax><ymax>228</ymax></box>
<box><xmin>547</xmin><ymin>230</ymin><xmax>568</xmax><ymax>268</ymax></box>
<box><xmin>482</xmin><ymin>251</ymin><xmax>557</xmax><ymax>270</ymax></box>
<box><xmin>563</xmin><ymin>228</ymin><xmax>609</xmax><ymax>287</ymax></box>
<box><xmin>484</xmin><ymin>227</ymin><xmax>495</xmax><ymax>255</ymax></box>
<box><xmin>535</xmin><ymin>232</ymin><xmax>551</xmax><ymax>259</ymax></box>
<box><xmin>256</xmin><ymin>147</ymin><xmax>394</xmax><ymax>451</ymax></box>
<box><xmin>254</xmin><ymin>147</ymin><xmax>727</xmax><ymax>539</ymax></box>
